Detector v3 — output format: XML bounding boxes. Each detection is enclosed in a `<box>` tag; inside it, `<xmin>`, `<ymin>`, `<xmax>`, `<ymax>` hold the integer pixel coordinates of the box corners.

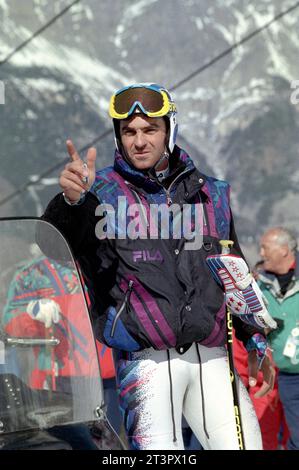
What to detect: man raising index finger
<box><xmin>41</xmin><ymin>83</ymin><xmax>267</xmax><ymax>450</ymax></box>
<box><xmin>60</xmin><ymin>140</ymin><xmax>97</xmax><ymax>205</ymax></box>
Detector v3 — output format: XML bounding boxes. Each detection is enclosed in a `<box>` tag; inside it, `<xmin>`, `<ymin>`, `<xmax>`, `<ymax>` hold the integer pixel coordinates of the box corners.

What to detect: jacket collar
<box><xmin>113</xmin><ymin>145</ymin><xmax>196</xmax><ymax>192</ymax></box>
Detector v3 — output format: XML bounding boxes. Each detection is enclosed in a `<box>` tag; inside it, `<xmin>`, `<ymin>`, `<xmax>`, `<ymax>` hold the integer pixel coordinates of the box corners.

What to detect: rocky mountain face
<box><xmin>0</xmin><ymin>0</ymin><xmax>298</xmax><ymax>262</ymax></box>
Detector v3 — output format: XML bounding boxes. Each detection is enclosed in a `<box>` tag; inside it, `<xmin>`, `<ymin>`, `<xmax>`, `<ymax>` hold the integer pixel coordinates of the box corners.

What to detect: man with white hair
<box><xmin>259</xmin><ymin>226</ymin><xmax>299</xmax><ymax>450</ymax></box>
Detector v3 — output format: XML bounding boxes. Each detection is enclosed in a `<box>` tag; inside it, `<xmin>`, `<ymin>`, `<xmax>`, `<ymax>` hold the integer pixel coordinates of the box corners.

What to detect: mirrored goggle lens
<box><xmin>113</xmin><ymin>88</ymin><xmax>165</xmax><ymax>115</ymax></box>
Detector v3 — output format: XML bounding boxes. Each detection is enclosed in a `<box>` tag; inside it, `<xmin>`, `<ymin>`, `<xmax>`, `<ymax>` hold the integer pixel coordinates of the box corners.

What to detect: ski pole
<box><xmin>219</xmin><ymin>240</ymin><xmax>245</xmax><ymax>450</ymax></box>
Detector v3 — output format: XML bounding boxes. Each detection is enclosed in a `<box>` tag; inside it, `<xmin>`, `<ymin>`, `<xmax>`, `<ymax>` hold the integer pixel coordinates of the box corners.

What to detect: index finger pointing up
<box><xmin>66</xmin><ymin>139</ymin><xmax>80</xmax><ymax>161</ymax></box>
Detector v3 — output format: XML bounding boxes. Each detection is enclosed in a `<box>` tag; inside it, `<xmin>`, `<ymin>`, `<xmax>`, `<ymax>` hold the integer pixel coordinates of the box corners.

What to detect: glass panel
<box><xmin>0</xmin><ymin>218</ymin><xmax>103</xmax><ymax>434</ymax></box>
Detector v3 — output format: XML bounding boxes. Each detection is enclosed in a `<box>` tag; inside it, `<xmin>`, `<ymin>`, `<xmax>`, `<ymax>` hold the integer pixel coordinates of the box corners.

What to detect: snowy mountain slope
<box><xmin>0</xmin><ymin>0</ymin><xmax>299</xmax><ymax>260</ymax></box>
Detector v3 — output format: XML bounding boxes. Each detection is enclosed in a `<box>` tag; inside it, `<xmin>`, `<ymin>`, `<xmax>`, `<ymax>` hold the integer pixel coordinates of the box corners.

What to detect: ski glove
<box><xmin>206</xmin><ymin>253</ymin><xmax>277</xmax><ymax>330</ymax></box>
<box><xmin>246</xmin><ymin>332</ymin><xmax>268</xmax><ymax>368</ymax></box>
<box><xmin>27</xmin><ymin>298</ymin><xmax>61</xmax><ymax>329</ymax></box>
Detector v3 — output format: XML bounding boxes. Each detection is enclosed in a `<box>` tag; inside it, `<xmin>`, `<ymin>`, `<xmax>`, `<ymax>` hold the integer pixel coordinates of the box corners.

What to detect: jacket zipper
<box><xmin>111</xmin><ymin>280</ymin><xmax>134</xmax><ymax>337</ymax></box>
<box><xmin>159</xmin><ymin>168</ymin><xmax>191</xmax><ymax>206</ymax></box>
<box><xmin>130</xmin><ymin>189</ymin><xmax>150</xmax><ymax>232</ymax></box>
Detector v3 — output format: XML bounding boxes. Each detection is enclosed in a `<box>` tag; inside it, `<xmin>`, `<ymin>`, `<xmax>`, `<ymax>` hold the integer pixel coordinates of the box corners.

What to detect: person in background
<box><xmin>232</xmin><ymin>259</ymin><xmax>288</xmax><ymax>450</ymax></box>
<box><xmin>258</xmin><ymin>227</ymin><xmax>299</xmax><ymax>450</ymax></box>
<box><xmin>2</xmin><ymin>256</ymin><xmax>99</xmax><ymax>449</ymax></box>
<box><xmin>233</xmin><ymin>329</ymin><xmax>289</xmax><ymax>450</ymax></box>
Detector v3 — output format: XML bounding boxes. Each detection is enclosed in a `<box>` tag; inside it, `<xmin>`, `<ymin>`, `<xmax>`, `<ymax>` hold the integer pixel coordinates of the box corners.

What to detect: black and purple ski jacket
<box><xmin>42</xmin><ymin>146</ymin><xmax>258</xmax><ymax>352</ymax></box>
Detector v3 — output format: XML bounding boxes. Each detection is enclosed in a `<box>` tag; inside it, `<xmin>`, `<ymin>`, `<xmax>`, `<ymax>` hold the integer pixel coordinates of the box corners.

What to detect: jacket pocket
<box><xmin>111</xmin><ymin>280</ymin><xmax>134</xmax><ymax>337</ymax></box>
<box><xmin>103</xmin><ymin>306</ymin><xmax>140</xmax><ymax>352</ymax></box>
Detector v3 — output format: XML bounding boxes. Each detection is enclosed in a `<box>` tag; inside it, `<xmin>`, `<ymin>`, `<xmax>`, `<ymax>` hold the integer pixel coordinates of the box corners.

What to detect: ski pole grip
<box><xmin>219</xmin><ymin>240</ymin><xmax>234</xmax><ymax>254</ymax></box>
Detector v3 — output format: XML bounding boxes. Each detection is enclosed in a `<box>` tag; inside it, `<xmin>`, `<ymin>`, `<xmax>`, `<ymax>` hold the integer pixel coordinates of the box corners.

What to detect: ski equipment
<box><xmin>109</xmin><ymin>83</ymin><xmax>178</xmax><ymax>152</ymax></box>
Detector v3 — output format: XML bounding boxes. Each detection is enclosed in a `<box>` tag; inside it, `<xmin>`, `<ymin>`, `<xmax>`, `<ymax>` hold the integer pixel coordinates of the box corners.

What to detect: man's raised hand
<box><xmin>59</xmin><ymin>140</ymin><xmax>97</xmax><ymax>203</ymax></box>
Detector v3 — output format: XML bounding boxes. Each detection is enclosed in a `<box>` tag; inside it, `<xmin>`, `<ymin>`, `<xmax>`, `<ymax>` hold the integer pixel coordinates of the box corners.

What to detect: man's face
<box><xmin>259</xmin><ymin>231</ymin><xmax>287</xmax><ymax>273</ymax></box>
<box><xmin>119</xmin><ymin>115</ymin><xmax>167</xmax><ymax>170</ymax></box>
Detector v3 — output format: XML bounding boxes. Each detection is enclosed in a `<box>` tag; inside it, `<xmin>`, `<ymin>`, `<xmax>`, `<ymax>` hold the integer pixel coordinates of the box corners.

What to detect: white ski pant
<box><xmin>116</xmin><ymin>343</ymin><xmax>262</xmax><ymax>450</ymax></box>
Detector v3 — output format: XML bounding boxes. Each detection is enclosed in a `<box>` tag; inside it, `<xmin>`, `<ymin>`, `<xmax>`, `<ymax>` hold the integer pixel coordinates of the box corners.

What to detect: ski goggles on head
<box><xmin>109</xmin><ymin>85</ymin><xmax>176</xmax><ymax>120</ymax></box>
